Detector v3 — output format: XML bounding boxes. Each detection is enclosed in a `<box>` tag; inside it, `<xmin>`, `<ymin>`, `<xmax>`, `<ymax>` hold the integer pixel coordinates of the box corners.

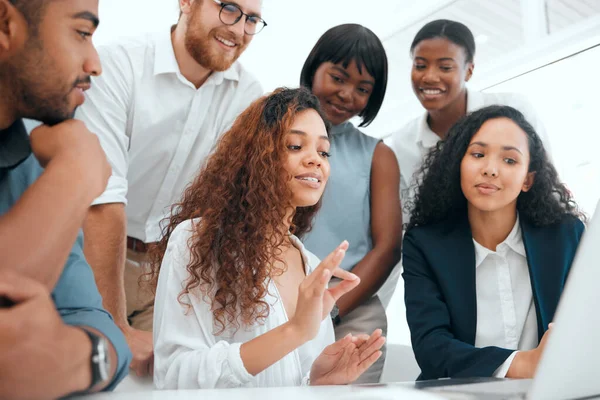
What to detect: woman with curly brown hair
<box><xmin>149</xmin><ymin>88</ymin><xmax>385</xmax><ymax>389</ymax></box>
<box><xmin>403</xmin><ymin>105</ymin><xmax>586</xmax><ymax>381</ymax></box>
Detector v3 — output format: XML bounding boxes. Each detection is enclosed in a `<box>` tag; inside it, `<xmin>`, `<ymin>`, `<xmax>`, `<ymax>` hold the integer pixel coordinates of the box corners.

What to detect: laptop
<box><xmin>424</xmin><ymin>199</ymin><xmax>600</xmax><ymax>400</ymax></box>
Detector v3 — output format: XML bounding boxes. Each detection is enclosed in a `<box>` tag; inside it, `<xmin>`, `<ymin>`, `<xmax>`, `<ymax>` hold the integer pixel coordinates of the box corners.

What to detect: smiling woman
<box><xmin>148</xmin><ymin>87</ymin><xmax>385</xmax><ymax>390</ymax></box>
<box><xmin>390</xmin><ymin>19</ymin><xmax>553</xmax><ymax>227</ymax></box>
<box><xmin>300</xmin><ymin>23</ymin><xmax>402</xmax><ymax>384</ymax></box>
<box><xmin>403</xmin><ymin>104</ymin><xmax>586</xmax><ymax>381</ymax></box>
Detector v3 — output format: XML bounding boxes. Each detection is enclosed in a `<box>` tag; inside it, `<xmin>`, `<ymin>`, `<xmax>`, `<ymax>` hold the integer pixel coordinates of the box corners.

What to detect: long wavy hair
<box><xmin>148</xmin><ymin>87</ymin><xmax>330</xmax><ymax>334</ymax></box>
<box><xmin>407</xmin><ymin>105</ymin><xmax>585</xmax><ymax>229</ymax></box>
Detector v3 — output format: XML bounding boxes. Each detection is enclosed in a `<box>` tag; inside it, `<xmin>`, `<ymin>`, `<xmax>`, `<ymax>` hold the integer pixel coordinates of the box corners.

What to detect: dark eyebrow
<box><xmin>415</xmin><ymin>56</ymin><xmax>456</xmax><ymax>62</ymax></box>
<box><xmin>331</xmin><ymin>66</ymin><xmax>350</xmax><ymax>78</ymax></box>
<box><xmin>331</xmin><ymin>65</ymin><xmax>374</xmax><ymax>86</ymax></box>
<box><xmin>290</xmin><ymin>129</ymin><xmax>330</xmax><ymax>142</ymax></box>
<box><xmin>72</xmin><ymin>11</ymin><xmax>100</xmax><ymax>28</ymax></box>
<box><xmin>502</xmin><ymin>146</ymin><xmax>523</xmax><ymax>155</ymax></box>
<box><xmin>469</xmin><ymin>142</ymin><xmax>523</xmax><ymax>155</ymax></box>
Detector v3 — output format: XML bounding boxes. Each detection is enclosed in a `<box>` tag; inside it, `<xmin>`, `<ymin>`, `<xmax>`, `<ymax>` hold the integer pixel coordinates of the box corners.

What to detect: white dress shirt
<box><xmin>153</xmin><ymin>219</ymin><xmax>335</xmax><ymax>389</ymax></box>
<box><xmin>473</xmin><ymin>215</ymin><xmax>539</xmax><ymax>377</ymax></box>
<box><xmin>390</xmin><ymin>88</ymin><xmax>552</xmax><ymax>225</ymax></box>
<box><xmin>76</xmin><ymin>29</ymin><xmax>263</xmax><ymax>242</ymax></box>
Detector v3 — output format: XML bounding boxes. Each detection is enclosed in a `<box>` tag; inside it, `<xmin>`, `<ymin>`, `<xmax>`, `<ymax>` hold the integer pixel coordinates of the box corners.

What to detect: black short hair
<box><xmin>300</xmin><ymin>23</ymin><xmax>388</xmax><ymax>127</ymax></box>
<box><xmin>8</xmin><ymin>0</ymin><xmax>46</xmax><ymax>32</ymax></box>
<box><xmin>410</xmin><ymin>19</ymin><xmax>476</xmax><ymax>64</ymax></box>
<box><xmin>407</xmin><ymin>105</ymin><xmax>585</xmax><ymax>229</ymax></box>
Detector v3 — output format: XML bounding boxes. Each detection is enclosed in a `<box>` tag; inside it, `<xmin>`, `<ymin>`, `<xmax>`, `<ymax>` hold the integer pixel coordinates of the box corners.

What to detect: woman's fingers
<box><xmin>357</xmin><ymin>350</ymin><xmax>382</xmax><ymax>374</ymax></box>
<box><xmin>317</xmin><ymin>241</ymin><xmax>349</xmax><ymax>272</ymax></box>
<box><xmin>308</xmin><ymin>243</ymin><xmax>348</xmax><ymax>286</ymax></box>
<box><xmin>355</xmin><ymin>329</ymin><xmax>382</xmax><ymax>351</ymax></box>
<box><xmin>331</xmin><ymin>267</ymin><xmax>358</xmax><ymax>281</ymax></box>
<box><xmin>313</xmin><ymin>269</ymin><xmax>331</xmax><ymax>296</ymax></box>
<box><xmin>324</xmin><ymin>333</ymin><xmax>353</xmax><ymax>353</ymax></box>
<box><xmin>351</xmin><ymin>334</ymin><xmax>371</xmax><ymax>345</ymax></box>
<box><xmin>319</xmin><ymin>241</ymin><xmax>348</xmax><ymax>269</ymax></box>
<box><xmin>327</xmin><ymin>278</ymin><xmax>360</xmax><ymax>301</ymax></box>
<box><xmin>358</xmin><ymin>334</ymin><xmax>386</xmax><ymax>362</ymax></box>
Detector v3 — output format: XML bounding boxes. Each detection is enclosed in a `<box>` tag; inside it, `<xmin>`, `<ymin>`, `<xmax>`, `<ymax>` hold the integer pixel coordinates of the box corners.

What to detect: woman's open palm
<box><xmin>310</xmin><ymin>329</ymin><xmax>385</xmax><ymax>385</ymax></box>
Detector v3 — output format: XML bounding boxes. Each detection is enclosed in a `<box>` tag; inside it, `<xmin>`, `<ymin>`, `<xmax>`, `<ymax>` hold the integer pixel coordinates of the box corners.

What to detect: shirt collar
<box><xmin>473</xmin><ymin>214</ymin><xmax>527</xmax><ymax>268</ymax></box>
<box><xmin>153</xmin><ymin>27</ymin><xmax>240</xmax><ymax>84</ymax></box>
<box><xmin>289</xmin><ymin>234</ymin><xmax>312</xmax><ymax>276</ymax></box>
<box><xmin>0</xmin><ymin>119</ymin><xmax>31</xmax><ymax>169</ymax></box>
<box><xmin>415</xmin><ymin>112</ymin><xmax>441</xmax><ymax>151</ymax></box>
<box><xmin>466</xmin><ymin>87</ymin><xmax>485</xmax><ymax>113</ymax></box>
<box><xmin>416</xmin><ymin>87</ymin><xmax>484</xmax><ymax>151</ymax></box>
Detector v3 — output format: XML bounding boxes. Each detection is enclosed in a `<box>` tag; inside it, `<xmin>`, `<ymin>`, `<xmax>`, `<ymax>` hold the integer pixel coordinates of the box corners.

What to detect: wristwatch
<box><xmin>81</xmin><ymin>329</ymin><xmax>111</xmax><ymax>390</ymax></box>
<box><xmin>330</xmin><ymin>304</ymin><xmax>341</xmax><ymax>326</ymax></box>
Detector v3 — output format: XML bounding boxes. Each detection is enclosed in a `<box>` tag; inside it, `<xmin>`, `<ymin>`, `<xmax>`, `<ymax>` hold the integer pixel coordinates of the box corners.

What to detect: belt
<box><xmin>126</xmin><ymin>236</ymin><xmax>156</xmax><ymax>253</ymax></box>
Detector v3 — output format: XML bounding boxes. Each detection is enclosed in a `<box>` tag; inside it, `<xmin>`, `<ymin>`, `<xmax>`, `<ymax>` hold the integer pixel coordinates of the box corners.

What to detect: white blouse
<box><xmin>153</xmin><ymin>219</ymin><xmax>335</xmax><ymax>390</ymax></box>
<box><xmin>473</xmin><ymin>215</ymin><xmax>538</xmax><ymax>377</ymax></box>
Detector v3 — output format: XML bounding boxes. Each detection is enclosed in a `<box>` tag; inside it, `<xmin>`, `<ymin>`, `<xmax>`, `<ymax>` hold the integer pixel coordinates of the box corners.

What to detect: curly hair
<box><xmin>147</xmin><ymin>87</ymin><xmax>330</xmax><ymax>334</ymax></box>
<box><xmin>407</xmin><ymin>105</ymin><xmax>585</xmax><ymax>229</ymax></box>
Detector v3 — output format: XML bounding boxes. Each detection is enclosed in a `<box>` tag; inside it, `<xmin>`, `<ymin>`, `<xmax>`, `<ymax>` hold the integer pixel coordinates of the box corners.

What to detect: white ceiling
<box><xmin>93</xmin><ymin>0</ymin><xmax>600</xmax><ymax>138</ymax></box>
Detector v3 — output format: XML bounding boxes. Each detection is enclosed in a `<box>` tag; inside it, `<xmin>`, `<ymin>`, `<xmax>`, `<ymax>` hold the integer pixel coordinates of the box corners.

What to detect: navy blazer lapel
<box><xmin>438</xmin><ymin>217</ymin><xmax>478</xmax><ymax>345</ymax></box>
<box><xmin>521</xmin><ymin>218</ymin><xmax>564</xmax><ymax>341</ymax></box>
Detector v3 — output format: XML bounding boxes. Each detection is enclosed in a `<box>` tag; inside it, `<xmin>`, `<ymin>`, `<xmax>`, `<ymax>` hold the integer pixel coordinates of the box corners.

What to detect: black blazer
<box><xmin>402</xmin><ymin>215</ymin><xmax>584</xmax><ymax>380</ymax></box>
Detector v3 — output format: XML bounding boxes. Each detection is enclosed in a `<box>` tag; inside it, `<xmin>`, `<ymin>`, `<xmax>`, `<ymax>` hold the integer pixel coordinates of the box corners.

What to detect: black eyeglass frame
<box><xmin>212</xmin><ymin>0</ymin><xmax>267</xmax><ymax>35</ymax></box>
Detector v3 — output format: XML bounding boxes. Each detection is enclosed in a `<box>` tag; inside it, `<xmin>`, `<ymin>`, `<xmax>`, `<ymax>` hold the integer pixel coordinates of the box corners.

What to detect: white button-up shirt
<box><xmin>390</xmin><ymin>89</ymin><xmax>552</xmax><ymax>225</ymax></box>
<box><xmin>473</xmin><ymin>215</ymin><xmax>538</xmax><ymax>377</ymax></box>
<box><xmin>153</xmin><ymin>219</ymin><xmax>335</xmax><ymax>389</ymax></box>
<box><xmin>76</xmin><ymin>29</ymin><xmax>263</xmax><ymax>242</ymax></box>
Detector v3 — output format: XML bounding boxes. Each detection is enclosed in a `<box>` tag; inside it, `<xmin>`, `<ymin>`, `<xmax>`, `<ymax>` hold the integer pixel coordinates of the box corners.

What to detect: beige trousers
<box><xmin>124</xmin><ymin>249</ymin><xmax>155</xmax><ymax>331</ymax></box>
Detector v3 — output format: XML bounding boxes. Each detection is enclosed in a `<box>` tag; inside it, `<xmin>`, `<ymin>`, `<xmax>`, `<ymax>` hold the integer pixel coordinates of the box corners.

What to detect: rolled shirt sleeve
<box><xmin>493</xmin><ymin>351</ymin><xmax>518</xmax><ymax>378</ymax></box>
<box><xmin>52</xmin><ymin>232</ymin><xmax>132</xmax><ymax>391</ymax></box>
<box><xmin>75</xmin><ymin>44</ymin><xmax>133</xmax><ymax>206</ymax></box>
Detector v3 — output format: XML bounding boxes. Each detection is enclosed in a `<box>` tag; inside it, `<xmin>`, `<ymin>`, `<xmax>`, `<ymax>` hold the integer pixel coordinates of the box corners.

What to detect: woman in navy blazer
<box><xmin>402</xmin><ymin>105</ymin><xmax>586</xmax><ymax>380</ymax></box>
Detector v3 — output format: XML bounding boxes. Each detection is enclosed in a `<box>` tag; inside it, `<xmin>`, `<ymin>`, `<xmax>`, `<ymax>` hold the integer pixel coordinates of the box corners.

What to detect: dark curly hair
<box><xmin>147</xmin><ymin>87</ymin><xmax>330</xmax><ymax>334</ymax></box>
<box><xmin>407</xmin><ymin>105</ymin><xmax>585</xmax><ymax>229</ymax></box>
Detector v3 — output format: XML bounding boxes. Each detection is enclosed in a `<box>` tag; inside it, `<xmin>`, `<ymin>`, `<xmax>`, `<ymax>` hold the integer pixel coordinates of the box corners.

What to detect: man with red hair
<box><xmin>77</xmin><ymin>0</ymin><xmax>265</xmax><ymax>377</ymax></box>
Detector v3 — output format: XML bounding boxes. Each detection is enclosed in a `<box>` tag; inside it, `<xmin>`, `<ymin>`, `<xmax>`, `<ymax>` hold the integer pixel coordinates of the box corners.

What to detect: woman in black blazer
<box><xmin>403</xmin><ymin>105</ymin><xmax>586</xmax><ymax>380</ymax></box>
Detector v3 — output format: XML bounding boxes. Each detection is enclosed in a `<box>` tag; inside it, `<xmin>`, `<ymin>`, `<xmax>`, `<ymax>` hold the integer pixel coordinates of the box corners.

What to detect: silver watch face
<box><xmin>93</xmin><ymin>337</ymin><xmax>110</xmax><ymax>381</ymax></box>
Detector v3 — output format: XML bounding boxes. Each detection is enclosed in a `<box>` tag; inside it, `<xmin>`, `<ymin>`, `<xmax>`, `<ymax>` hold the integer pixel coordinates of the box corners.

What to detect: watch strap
<box><xmin>81</xmin><ymin>329</ymin><xmax>107</xmax><ymax>390</ymax></box>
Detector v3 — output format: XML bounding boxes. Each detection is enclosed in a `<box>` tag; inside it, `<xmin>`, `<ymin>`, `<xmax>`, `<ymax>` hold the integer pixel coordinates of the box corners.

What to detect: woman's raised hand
<box><xmin>288</xmin><ymin>241</ymin><xmax>359</xmax><ymax>341</ymax></box>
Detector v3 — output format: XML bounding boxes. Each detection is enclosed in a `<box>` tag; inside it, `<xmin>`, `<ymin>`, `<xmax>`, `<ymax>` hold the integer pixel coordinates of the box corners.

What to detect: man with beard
<box><xmin>0</xmin><ymin>0</ymin><xmax>131</xmax><ymax>398</ymax></box>
<box><xmin>76</xmin><ymin>0</ymin><xmax>264</xmax><ymax>378</ymax></box>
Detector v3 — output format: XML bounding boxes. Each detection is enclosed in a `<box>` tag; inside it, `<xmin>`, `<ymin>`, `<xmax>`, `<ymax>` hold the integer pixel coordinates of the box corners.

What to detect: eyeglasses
<box><xmin>212</xmin><ymin>0</ymin><xmax>267</xmax><ymax>35</ymax></box>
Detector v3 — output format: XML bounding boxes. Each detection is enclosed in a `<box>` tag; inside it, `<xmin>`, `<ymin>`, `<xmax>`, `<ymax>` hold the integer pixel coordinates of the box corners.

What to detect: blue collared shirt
<box><xmin>0</xmin><ymin>119</ymin><xmax>131</xmax><ymax>391</ymax></box>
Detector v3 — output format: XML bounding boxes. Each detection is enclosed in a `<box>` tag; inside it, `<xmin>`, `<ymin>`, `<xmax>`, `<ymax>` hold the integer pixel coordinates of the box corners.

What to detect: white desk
<box><xmin>79</xmin><ymin>384</ymin><xmax>447</xmax><ymax>400</ymax></box>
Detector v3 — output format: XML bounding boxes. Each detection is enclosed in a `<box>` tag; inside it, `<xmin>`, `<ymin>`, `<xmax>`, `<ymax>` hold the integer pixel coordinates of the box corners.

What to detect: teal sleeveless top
<box><xmin>303</xmin><ymin>121</ymin><xmax>380</xmax><ymax>271</ymax></box>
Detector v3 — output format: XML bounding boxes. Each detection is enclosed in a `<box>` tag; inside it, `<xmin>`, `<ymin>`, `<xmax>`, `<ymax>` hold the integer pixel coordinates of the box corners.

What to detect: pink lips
<box><xmin>476</xmin><ymin>183</ymin><xmax>500</xmax><ymax>195</ymax></box>
<box><xmin>295</xmin><ymin>172</ymin><xmax>323</xmax><ymax>189</ymax></box>
<box><xmin>327</xmin><ymin>102</ymin><xmax>350</xmax><ymax>115</ymax></box>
